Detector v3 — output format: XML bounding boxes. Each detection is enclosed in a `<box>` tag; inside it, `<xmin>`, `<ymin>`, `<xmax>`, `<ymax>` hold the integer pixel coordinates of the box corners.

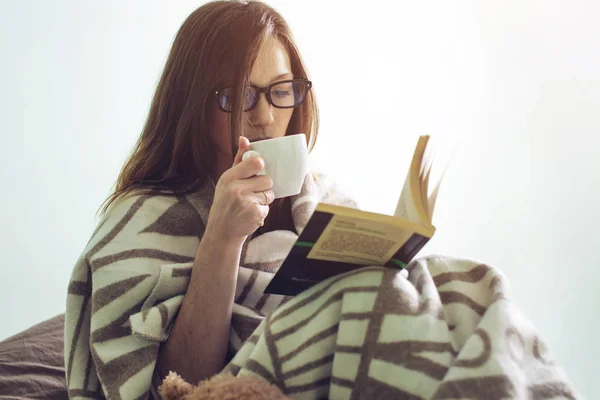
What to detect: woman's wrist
<box><xmin>195</xmin><ymin>227</ymin><xmax>245</xmax><ymax>271</ymax></box>
<box><xmin>203</xmin><ymin>221</ymin><xmax>247</xmax><ymax>249</ymax></box>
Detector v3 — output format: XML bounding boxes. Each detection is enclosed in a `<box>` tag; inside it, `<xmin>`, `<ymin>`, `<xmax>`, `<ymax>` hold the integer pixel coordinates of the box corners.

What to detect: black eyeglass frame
<box><xmin>214</xmin><ymin>79</ymin><xmax>312</xmax><ymax>113</ymax></box>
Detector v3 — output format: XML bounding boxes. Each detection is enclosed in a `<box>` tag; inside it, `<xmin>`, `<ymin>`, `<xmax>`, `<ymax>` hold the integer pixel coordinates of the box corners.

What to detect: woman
<box><xmin>65</xmin><ymin>1</ymin><xmax>577</xmax><ymax>399</ymax></box>
<box><xmin>65</xmin><ymin>1</ymin><xmax>346</xmax><ymax>398</ymax></box>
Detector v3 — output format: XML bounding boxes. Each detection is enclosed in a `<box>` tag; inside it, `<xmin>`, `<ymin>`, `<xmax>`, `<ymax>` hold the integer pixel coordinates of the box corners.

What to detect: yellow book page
<box><xmin>424</xmin><ymin>137</ymin><xmax>458</xmax><ymax>219</ymax></box>
<box><xmin>307</xmin><ymin>213</ymin><xmax>417</xmax><ymax>266</ymax></box>
<box><xmin>394</xmin><ymin>136</ymin><xmax>431</xmax><ymax>226</ymax></box>
<box><xmin>420</xmin><ymin>156</ymin><xmax>432</xmax><ymax>222</ymax></box>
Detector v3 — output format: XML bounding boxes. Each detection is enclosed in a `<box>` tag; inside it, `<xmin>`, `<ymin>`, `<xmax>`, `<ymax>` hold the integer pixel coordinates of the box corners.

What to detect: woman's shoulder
<box><xmin>103</xmin><ymin>180</ymin><xmax>213</xmax><ymax>221</ymax></box>
<box><xmin>102</xmin><ymin>191</ymin><xmax>180</xmax><ymax>223</ymax></box>
<box><xmin>85</xmin><ymin>189</ymin><xmax>207</xmax><ymax>257</ymax></box>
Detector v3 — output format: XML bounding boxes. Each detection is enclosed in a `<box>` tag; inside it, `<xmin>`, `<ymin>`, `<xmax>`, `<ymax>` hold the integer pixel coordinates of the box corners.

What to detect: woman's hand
<box><xmin>205</xmin><ymin>136</ymin><xmax>274</xmax><ymax>244</ymax></box>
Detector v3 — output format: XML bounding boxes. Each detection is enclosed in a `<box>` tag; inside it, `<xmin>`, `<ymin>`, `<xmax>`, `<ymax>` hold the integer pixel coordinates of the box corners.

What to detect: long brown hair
<box><xmin>100</xmin><ymin>0</ymin><xmax>319</xmax><ymax>233</ymax></box>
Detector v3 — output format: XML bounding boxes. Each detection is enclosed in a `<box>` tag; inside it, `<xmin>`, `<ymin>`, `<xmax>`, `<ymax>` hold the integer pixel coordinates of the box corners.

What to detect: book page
<box><xmin>394</xmin><ymin>136</ymin><xmax>431</xmax><ymax>226</ymax></box>
<box><xmin>307</xmin><ymin>213</ymin><xmax>416</xmax><ymax>265</ymax></box>
<box><xmin>419</xmin><ymin>142</ymin><xmax>435</xmax><ymax>221</ymax></box>
<box><xmin>394</xmin><ymin>171</ymin><xmax>427</xmax><ymax>224</ymax></box>
<box><xmin>424</xmin><ymin>137</ymin><xmax>458</xmax><ymax>218</ymax></box>
<box><xmin>394</xmin><ymin>135</ymin><xmax>457</xmax><ymax>225</ymax></box>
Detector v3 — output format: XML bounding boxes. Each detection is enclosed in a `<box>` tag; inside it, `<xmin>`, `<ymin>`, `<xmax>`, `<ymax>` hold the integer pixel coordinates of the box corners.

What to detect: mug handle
<box><xmin>241</xmin><ymin>150</ymin><xmax>266</xmax><ymax>176</ymax></box>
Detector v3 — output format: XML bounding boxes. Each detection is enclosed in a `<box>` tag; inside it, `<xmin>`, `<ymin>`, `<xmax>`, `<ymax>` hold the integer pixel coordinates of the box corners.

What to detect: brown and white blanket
<box><xmin>223</xmin><ymin>259</ymin><xmax>579</xmax><ymax>399</ymax></box>
<box><xmin>65</xmin><ymin>172</ymin><xmax>352</xmax><ymax>399</ymax></box>
<box><xmin>64</xmin><ymin>172</ymin><xmax>578</xmax><ymax>399</ymax></box>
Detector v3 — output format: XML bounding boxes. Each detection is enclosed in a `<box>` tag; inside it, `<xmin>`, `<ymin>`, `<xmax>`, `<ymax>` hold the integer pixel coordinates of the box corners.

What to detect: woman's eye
<box><xmin>221</xmin><ymin>94</ymin><xmax>232</xmax><ymax>106</ymax></box>
<box><xmin>273</xmin><ymin>90</ymin><xmax>291</xmax><ymax>98</ymax></box>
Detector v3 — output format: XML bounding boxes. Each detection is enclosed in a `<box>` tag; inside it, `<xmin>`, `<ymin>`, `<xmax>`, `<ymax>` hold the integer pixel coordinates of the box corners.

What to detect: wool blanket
<box><xmin>222</xmin><ymin>257</ymin><xmax>579</xmax><ymax>399</ymax></box>
<box><xmin>64</xmin><ymin>172</ymin><xmax>578</xmax><ymax>399</ymax></box>
<box><xmin>64</xmin><ymin>172</ymin><xmax>354</xmax><ymax>399</ymax></box>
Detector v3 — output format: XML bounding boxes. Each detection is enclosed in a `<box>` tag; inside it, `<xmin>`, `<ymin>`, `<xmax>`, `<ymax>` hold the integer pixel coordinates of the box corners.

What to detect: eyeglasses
<box><xmin>214</xmin><ymin>79</ymin><xmax>312</xmax><ymax>113</ymax></box>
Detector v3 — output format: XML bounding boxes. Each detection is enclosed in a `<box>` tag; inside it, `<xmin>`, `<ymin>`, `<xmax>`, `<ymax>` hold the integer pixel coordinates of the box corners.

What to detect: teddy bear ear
<box><xmin>158</xmin><ymin>371</ymin><xmax>194</xmax><ymax>400</ymax></box>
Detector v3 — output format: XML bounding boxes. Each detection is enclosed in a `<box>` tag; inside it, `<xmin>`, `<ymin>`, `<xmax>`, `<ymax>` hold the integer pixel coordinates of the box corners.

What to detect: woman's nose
<box><xmin>248</xmin><ymin>94</ymin><xmax>274</xmax><ymax>129</ymax></box>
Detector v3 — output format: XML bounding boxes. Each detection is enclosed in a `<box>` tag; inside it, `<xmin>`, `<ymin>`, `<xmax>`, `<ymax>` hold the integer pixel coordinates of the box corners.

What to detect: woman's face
<box><xmin>209</xmin><ymin>35</ymin><xmax>294</xmax><ymax>181</ymax></box>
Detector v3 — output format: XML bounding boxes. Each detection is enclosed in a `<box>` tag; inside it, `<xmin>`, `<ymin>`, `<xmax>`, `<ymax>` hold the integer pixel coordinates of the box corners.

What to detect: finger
<box><xmin>241</xmin><ymin>151</ymin><xmax>266</xmax><ymax>176</ymax></box>
<box><xmin>256</xmin><ymin>204</ymin><xmax>270</xmax><ymax>226</ymax></box>
<box><xmin>251</xmin><ymin>189</ymin><xmax>275</xmax><ymax>206</ymax></box>
<box><xmin>233</xmin><ymin>136</ymin><xmax>251</xmax><ymax>166</ymax></box>
<box><xmin>231</xmin><ymin>156</ymin><xmax>265</xmax><ymax>180</ymax></box>
<box><xmin>244</xmin><ymin>175</ymin><xmax>273</xmax><ymax>192</ymax></box>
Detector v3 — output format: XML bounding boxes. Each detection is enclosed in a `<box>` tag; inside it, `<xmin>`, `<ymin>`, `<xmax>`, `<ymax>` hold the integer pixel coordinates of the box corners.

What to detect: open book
<box><xmin>264</xmin><ymin>135</ymin><xmax>455</xmax><ymax>296</ymax></box>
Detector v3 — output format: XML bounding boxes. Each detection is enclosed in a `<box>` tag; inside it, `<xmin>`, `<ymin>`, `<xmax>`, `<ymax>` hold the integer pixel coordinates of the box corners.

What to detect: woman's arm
<box><xmin>156</xmin><ymin>231</ymin><xmax>243</xmax><ymax>384</ymax></box>
<box><xmin>157</xmin><ymin>136</ymin><xmax>274</xmax><ymax>384</ymax></box>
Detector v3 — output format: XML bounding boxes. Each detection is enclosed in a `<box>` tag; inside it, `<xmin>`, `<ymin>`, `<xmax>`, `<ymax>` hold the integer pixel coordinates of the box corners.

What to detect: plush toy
<box><xmin>158</xmin><ymin>371</ymin><xmax>290</xmax><ymax>400</ymax></box>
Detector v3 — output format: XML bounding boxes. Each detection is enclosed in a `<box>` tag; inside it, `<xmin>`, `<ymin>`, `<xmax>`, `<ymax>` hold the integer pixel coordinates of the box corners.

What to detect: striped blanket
<box><xmin>64</xmin><ymin>172</ymin><xmax>354</xmax><ymax>399</ymax></box>
<box><xmin>64</xmin><ymin>171</ymin><xmax>578</xmax><ymax>399</ymax></box>
<box><xmin>223</xmin><ymin>258</ymin><xmax>579</xmax><ymax>399</ymax></box>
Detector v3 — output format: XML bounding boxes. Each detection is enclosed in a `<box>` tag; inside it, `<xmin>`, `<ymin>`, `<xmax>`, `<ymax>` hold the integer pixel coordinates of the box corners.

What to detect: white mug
<box><xmin>242</xmin><ymin>133</ymin><xmax>309</xmax><ymax>199</ymax></box>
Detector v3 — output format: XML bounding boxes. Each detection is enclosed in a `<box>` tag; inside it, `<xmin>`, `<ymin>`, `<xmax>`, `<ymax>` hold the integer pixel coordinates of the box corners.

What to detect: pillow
<box><xmin>0</xmin><ymin>314</ymin><xmax>68</xmax><ymax>399</ymax></box>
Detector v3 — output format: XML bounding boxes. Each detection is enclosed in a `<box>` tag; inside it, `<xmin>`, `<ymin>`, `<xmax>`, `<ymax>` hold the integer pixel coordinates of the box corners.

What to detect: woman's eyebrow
<box><xmin>271</xmin><ymin>72</ymin><xmax>294</xmax><ymax>81</ymax></box>
<box><xmin>249</xmin><ymin>73</ymin><xmax>294</xmax><ymax>87</ymax></box>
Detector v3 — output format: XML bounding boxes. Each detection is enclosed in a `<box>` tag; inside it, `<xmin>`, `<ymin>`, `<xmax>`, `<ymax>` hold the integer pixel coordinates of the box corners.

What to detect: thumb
<box><xmin>233</xmin><ymin>136</ymin><xmax>251</xmax><ymax>166</ymax></box>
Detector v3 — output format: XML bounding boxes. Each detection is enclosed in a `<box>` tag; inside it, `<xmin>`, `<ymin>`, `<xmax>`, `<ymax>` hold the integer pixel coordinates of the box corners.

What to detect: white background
<box><xmin>1</xmin><ymin>0</ymin><xmax>598</xmax><ymax>397</ymax></box>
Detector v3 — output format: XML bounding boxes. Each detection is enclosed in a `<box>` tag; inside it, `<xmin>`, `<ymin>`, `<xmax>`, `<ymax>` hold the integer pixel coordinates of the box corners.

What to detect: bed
<box><xmin>0</xmin><ymin>314</ymin><xmax>68</xmax><ymax>399</ymax></box>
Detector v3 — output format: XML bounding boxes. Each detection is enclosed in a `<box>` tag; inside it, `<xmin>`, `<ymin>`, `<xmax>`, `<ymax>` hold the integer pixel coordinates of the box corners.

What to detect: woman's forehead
<box><xmin>249</xmin><ymin>36</ymin><xmax>292</xmax><ymax>86</ymax></box>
